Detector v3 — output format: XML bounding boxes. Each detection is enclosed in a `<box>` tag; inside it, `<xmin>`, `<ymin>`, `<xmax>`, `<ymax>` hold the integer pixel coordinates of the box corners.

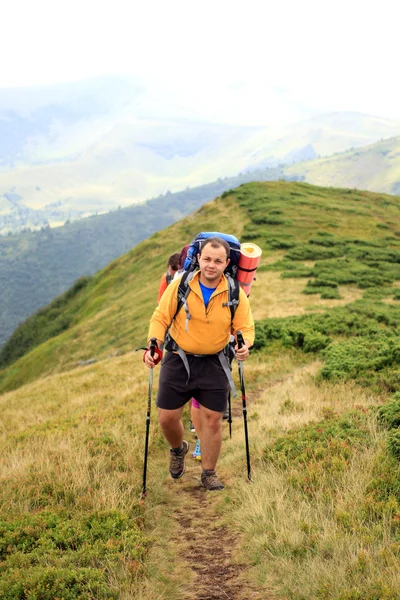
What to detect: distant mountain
<box><xmin>2</xmin><ymin>76</ymin><xmax>400</xmax><ymax>233</ymax></box>
<box><xmin>244</xmin><ymin>112</ymin><xmax>400</xmax><ymax>169</ymax></box>
<box><xmin>285</xmin><ymin>135</ymin><xmax>400</xmax><ymax>194</ymax></box>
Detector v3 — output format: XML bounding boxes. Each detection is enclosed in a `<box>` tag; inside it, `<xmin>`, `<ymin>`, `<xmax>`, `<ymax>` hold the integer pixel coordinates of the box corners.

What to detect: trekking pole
<box><xmin>236</xmin><ymin>331</ymin><xmax>252</xmax><ymax>482</ymax></box>
<box><xmin>141</xmin><ymin>338</ymin><xmax>157</xmax><ymax>499</ymax></box>
<box><xmin>228</xmin><ymin>392</ymin><xmax>232</xmax><ymax>439</ymax></box>
<box><xmin>227</xmin><ymin>335</ymin><xmax>235</xmax><ymax>439</ymax></box>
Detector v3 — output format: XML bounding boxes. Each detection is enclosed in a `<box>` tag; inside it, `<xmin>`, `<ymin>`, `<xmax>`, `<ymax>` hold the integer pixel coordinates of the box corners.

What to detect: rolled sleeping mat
<box><xmin>237</xmin><ymin>243</ymin><xmax>262</xmax><ymax>296</ymax></box>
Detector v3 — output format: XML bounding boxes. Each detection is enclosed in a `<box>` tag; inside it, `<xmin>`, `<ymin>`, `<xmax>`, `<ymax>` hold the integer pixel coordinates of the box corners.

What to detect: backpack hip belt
<box><xmin>164</xmin><ymin>334</ymin><xmax>237</xmax><ymax>398</ymax></box>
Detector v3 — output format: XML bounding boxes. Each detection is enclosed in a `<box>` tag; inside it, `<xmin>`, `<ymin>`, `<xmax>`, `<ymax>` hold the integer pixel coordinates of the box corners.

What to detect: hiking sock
<box><xmin>172</xmin><ymin>444</ymin><xmax>184</xmax><ymax>454</ymax></box>
<box><xmin>202</xmin><ymin>469</ymin><xmax>216</xmax><ymax>477</ymax></box>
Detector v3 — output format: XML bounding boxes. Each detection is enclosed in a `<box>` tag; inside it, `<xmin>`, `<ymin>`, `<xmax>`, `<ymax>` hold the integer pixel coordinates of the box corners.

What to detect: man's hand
<box><xmin>235</xmin><ymin>340</ymin><xmax>250</xmax><ymax>362</ymax></box>
<box><xmin>143</xmin><ymin>339</ymin><xmax>163</xmax><ymax>368</ymax></box>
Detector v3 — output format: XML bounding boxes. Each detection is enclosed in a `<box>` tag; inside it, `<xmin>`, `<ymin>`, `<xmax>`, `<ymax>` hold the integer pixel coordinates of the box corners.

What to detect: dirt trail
<box><xmin>168</xmin><ymin>460</ymin><xmax>261</xmax><ymax>600</ymax></box>
<box><xmin>144</xmin><ymin>371</ymin><xmax>307</xmax><ymax>599</ymax></box>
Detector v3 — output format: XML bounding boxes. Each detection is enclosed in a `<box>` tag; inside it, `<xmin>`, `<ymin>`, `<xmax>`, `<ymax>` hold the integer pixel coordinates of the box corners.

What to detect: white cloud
<box><xmin>2</xmin><ymin>0</ymin><xmax>399</xmax><ymax>122</ymax></box>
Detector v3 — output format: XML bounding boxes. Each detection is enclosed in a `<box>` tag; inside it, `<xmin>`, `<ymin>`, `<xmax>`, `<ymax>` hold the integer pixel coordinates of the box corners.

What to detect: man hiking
<box><xmin>143</xmin><ymin>236</ymin><xmax>254</xmax><ymax>491</ymax></box>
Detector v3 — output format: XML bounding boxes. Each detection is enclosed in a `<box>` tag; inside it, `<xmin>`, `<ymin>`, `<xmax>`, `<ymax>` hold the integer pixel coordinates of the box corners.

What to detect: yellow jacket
<box><xmin>148</xmin><ymin>271</ymin><xmax>255</xmax><ymax>354</ymax></box>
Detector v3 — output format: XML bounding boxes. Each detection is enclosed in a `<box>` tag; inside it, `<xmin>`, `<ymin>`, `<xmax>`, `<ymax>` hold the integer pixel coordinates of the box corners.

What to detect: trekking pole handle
<box><xmin>237</xmin><ymin>331</ymin><xmax>244</xmax><ymax>350</ymax></box>
<box><xmin>149</xmin><ymin>338</ymin><xmax>157</xmax><ymax>358</ymax></box>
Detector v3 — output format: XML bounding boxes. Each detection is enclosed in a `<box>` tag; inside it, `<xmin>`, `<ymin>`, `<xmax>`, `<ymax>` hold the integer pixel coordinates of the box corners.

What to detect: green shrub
<box><xmin>267</xmin><ymin>238</ymin><xmax>297</xmax><ymax>249</ymax></box>
<box><xmin>252</xmin><ymin>215</ymin><xmax>288</xmax><ymax>225</ymax></box>
<box><xmin>303</xmin><ymin>331</ymin><xmax>332</xmax><ymax>353</ymax></box>
<box><xmin>0</xmin><ymin>510</ymin><xmax>149</xmax><ymax>599</ymax></box>
<box><xmin>0</xmin><ymin>568</ymin><xmax>117</xmax><ymax>600</ymax></box>
<box><xmin>287</xmin><ymin>245</ymin><xmax>345</xmax><ymax>260</ymax></box>
<box><xmin>254</xmin><ymin>301</ymin><xmax>400</xmax><ymax>391</ymax></box>
<box><xmin>321</xmin><ymin>337</ymin><xmax>400</xmax><ymax>384</ymax></box>
<box><xmin>221</xmin><ymin>189</ymin><xmax>235</xmax><ymax>198</ymax></box>
<box><xmin>377</xmin><ymin>393</ymin><xmax>400</xmax><ymax>429</ymax></box>
<box><xmin>264</xmin><ymin>410</ymin><xmax>371</xmax><ymax>496</ymax></box>
<box><xmin>388</xmin><ymin>430</ymin><xmax>400</xmax><ymax>460</ymax></box>
<box><xmin>281</xmin><ymin>268</ymin><xmax>314</xmax><ymax>278</ymax></box>
<box><xmin>320</xmin><ymin>289</ymin><xmax>342</xmax><ymax>299</ymax></box>
<box><xmin>365</xmin><ymin>451</ymin><xmax>400</xmax><ymax>504</ymax></box>
<box><xmin>280</xmin><ymin>324</ymin><xmax>331</xmax><ymax>353</ymax></box>
<box><xmin>306</xmin><ymin>279</ymin><xmax>338</xmax><ymax>289</ymax></box>
<box><xmin>308</xmin><ymin>235</ymin><xmax>343</xmax><ymax>247</ymax></box>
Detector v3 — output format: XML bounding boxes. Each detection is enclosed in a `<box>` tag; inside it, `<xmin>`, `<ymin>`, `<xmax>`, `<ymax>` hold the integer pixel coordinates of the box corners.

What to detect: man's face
<box><xmin>198</xmin><ymin>244</ymin><xmax>229</xmax><ymax>284</ymax></box>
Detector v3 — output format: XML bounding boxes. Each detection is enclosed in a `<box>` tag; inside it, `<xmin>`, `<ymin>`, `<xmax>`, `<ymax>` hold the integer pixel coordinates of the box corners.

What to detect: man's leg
<box><xmin>158</xmin><ymin>406</ymin><xmax>189</xmax><ymax>479</ymax></box>
<box><xmin>198</xmin><ymin>405</ymin><xmax>223</xmax><ymax>471</ymax></box>
<box><xmin>158</xmin><ymin>406</ymin><xmax>184</xmax><ymax>448</ymax></box>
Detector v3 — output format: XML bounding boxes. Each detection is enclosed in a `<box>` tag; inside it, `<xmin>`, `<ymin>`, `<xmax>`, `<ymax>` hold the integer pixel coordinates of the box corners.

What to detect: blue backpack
<box><xmin>183</xmin><ymin>232</ymin><xmax>241</xmax><ymax>277</ymax></box>
<box><xmin>175</xmin><ymin>232</ymin><xmax>241</xmax><ymax>328</ymax></box>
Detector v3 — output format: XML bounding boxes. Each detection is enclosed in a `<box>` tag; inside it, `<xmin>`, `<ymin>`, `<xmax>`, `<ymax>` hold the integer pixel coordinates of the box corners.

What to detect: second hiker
<box><xmin>157</xmin><ymin>252</ymin><xmax>180</xmax><ymax>302</ymax></box>
<box><xmin>143</xmin><ymin>236</ymin><xmax>254</xmax><ymax>491</ymax></box>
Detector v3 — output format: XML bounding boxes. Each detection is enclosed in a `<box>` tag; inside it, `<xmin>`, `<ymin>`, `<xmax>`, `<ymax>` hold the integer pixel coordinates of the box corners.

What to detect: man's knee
<box><xmin>201</xmin><ymin>408</ymin><xmax>223</xmax><ymax>432</ymax></box>
<box><xmin>158</xmin><ymin>408</ymin><xmax>182</xmax><ymax>429</ymax></box>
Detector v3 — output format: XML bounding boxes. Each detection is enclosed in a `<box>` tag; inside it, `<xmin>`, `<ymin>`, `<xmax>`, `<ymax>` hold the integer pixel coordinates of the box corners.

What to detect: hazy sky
<box><xmin>2</xmin><ymin>0</ymin><xmax>398</xmax><ymax>125</ymax></box>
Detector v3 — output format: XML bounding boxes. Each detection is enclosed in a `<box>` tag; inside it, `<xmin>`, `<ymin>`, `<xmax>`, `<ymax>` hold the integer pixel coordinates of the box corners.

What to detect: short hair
<box><xmin>199</xmin><ymin>237</ymin><xmax>230</xmax><ymax>260</ymax></box>
<box><xmin>167</xmin><ymin>252</ymin><xmax>180</xmax><ymax>270</ymax></box>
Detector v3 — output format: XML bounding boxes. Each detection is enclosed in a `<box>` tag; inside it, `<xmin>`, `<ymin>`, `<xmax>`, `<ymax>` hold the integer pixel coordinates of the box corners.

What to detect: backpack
<box><xmin>174</xmin><ymin>232</ymin><xmax>241</xmax><ymax>329</ymax></box>
<box><xmin>183</xmin><ymin>232</ymin><xmax>241</xmax><ymax>277</ymax></box>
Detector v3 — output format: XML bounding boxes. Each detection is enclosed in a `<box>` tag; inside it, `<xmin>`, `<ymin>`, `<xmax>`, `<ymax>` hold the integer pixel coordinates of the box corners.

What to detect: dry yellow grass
<box><xmin>0</xmin><ymin>353</ymin><xmax>163</xmax><ymax>514</ymax></box>
<box><xmin>251</xmin><ymin>271</ymin><xmax>364</xmax><ymax>320</ymax></box>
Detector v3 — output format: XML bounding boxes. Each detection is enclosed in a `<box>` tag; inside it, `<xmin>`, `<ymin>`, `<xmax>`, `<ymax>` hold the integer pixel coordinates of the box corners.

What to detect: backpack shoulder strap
<box><xmin>223</xmin><ymin>274</ymin><xmax>240</xmax><ymax>322</ymax></box>
<box><xmin>172</xmin><ymin>270</ymin><xmax>196</xmax><ymax>331</ymax></box>
<box><xmin>172</xmin><ymin>271</ymin><xmax>239</xmax><ymax>332</ymax></box>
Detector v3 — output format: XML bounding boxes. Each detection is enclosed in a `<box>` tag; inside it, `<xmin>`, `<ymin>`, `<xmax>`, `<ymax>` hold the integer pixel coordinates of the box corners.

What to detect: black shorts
<box><xmin>156</xmin><ymin>352</ymin><xmax>229</xmax><ymax>413</ymax></box>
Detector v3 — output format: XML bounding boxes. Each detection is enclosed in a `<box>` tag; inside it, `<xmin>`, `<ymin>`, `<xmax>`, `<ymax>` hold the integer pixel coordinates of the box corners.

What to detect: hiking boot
<box><xmin>192</xmin><ymin>439</ymin><xmax>201</xmax><ymax>461</ymax></box>
<box><xmin>201</xmin><ymin>470</ymin><xmax>225</xmax><ymax>491</ymax></box>
<box><xmin>222</xmin><ymin>406</ymin><xmax>229</xmax><ymax>420</ymax></box>
<box><xmin>169</xmin><ymin>440</ymin><xmax>189</xmax><ymax>479</ymax></box>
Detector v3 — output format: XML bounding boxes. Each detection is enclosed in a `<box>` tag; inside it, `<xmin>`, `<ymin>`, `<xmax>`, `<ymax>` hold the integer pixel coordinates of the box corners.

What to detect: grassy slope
<box><xmin>1</xmin><ymin>181</ymin><xmax>400</xmax><ymax>395</ymax></box>
<box><xmin>286</xmin><ymin>136</ymin><xmax>400</xmax><ymax>195</ymax></box>
<box><xmin>1</xmin><ymin>181</ymin><xmax>400</xmax><ymax>598</ymax></box>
